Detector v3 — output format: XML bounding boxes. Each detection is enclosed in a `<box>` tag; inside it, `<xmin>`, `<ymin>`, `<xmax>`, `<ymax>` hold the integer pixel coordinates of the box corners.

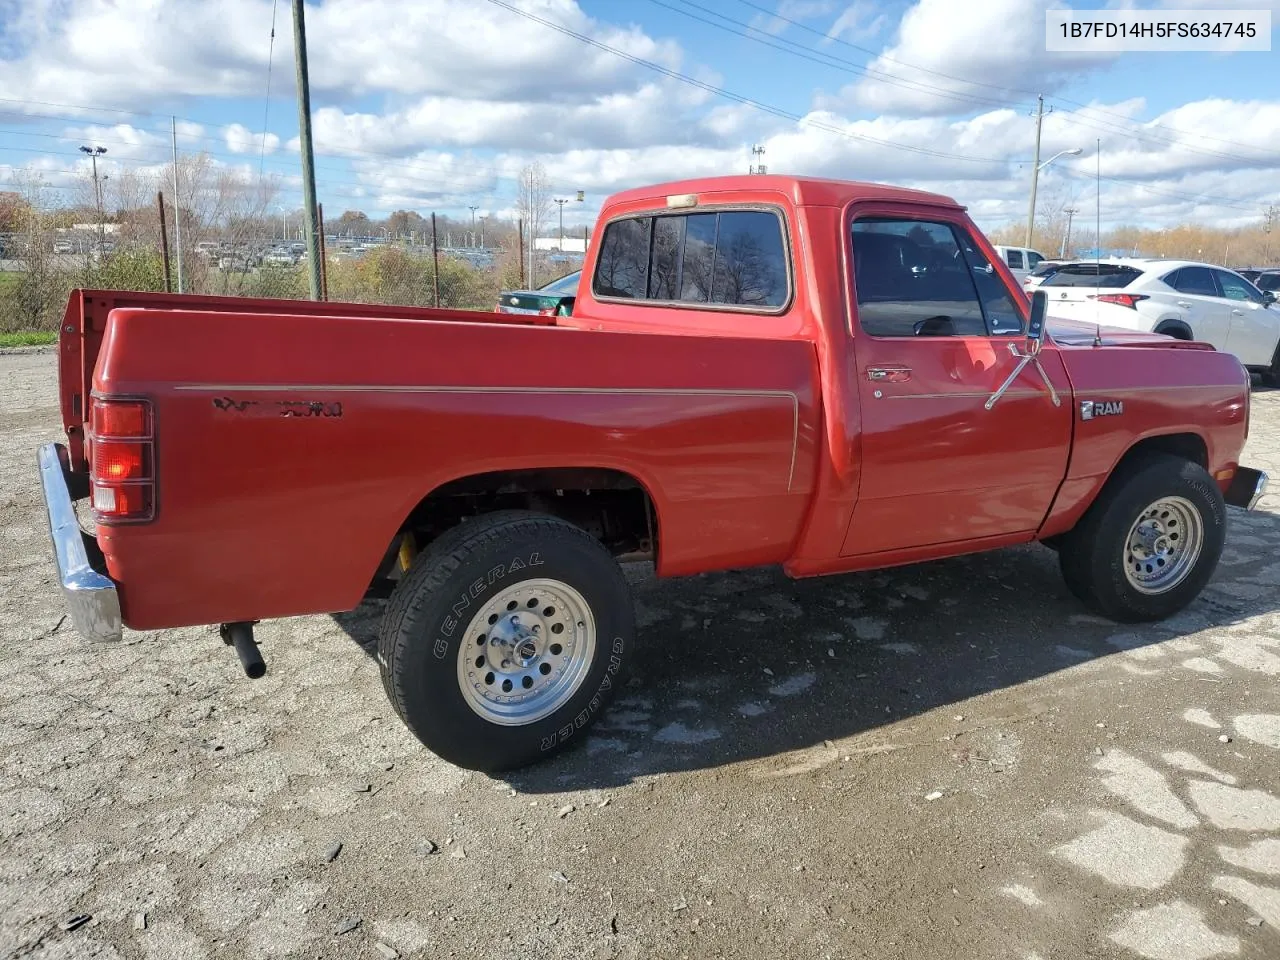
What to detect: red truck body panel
<box><xmin>92</xmin><ymin>306</ymin><xmax>818</xmax><ymax>628</ymax></box>
<box><xmin>56</xmin><ymin>174</ymin><xmax>1255</xmax><ymax>632</ymax></box>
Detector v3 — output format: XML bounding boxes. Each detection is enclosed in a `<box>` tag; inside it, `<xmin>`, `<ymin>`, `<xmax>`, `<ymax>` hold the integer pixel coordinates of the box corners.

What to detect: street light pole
<box><xmin>79</xmin><ymin>145</ymin><xmax>107</xmax><ymax>257</ymax></box>
<box><xmin>554</xmin><ymin>198</ymin><xmax>568</xmax><ymax>251</ymax></box>
<box><xmin>468</xmin><ymin>205</ymin><xmax>479</xmax><ymax>247</ymax></box>
<box><xmin>553</xmin><ymin>192</ymin><xmax>584</xmax><ymax>252</ymax></box>
<box><xmin>1025</xmin><ymin>145</ymin><xmax>1083</xmax><ymax>249</ymax></box>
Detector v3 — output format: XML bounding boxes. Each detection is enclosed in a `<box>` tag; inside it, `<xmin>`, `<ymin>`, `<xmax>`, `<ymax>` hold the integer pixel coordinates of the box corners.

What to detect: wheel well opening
<box><xmin>1117</xmin><ymin>433</ymin><xmax>1208</xmax><ymax>472</ymax></box>
<box><xmin>389</xmin><ymin>468</ymin><xmax>658</xmax><ymax>573</ymax></box>
<box><xmin>1155</xmin><ymin>321</ymin><xmax>1192</xmax><ymax>340</ymax></box>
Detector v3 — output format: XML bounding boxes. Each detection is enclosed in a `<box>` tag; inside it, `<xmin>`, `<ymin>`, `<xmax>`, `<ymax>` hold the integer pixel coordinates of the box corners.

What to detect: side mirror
<box><xmin>1026</xmin><ymin>289</ymin><xmax>1048</xmax><ymax>349</ymax></box>
<box><xmin>1264</xmin><ymin>290</ymin><xmax>1277</xmax><ymax>306</ymax></box>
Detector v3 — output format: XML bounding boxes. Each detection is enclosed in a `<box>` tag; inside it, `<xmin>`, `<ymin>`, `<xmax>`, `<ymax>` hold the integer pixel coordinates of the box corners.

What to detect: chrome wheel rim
<box><xmin>1123</xmin><ymin>496</ymin><xmax>1203</xmax><ymax>595</ymax></box>
<box><xmin>455</xmin><ymin>578</ymin><xmax>596</xmax><ymax>726</ymax></box>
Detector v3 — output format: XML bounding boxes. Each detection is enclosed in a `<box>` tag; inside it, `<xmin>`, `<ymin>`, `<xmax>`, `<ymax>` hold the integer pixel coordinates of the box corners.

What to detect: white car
<box><xmin>1041</xmin><ymin>258</ymin><xmax>1280</xmax><ymax>383</ymax></box>
<box><xmin>991</xmin><ymin>244</ymin><xmax>1047</xmax><ymax>284</ymax></box>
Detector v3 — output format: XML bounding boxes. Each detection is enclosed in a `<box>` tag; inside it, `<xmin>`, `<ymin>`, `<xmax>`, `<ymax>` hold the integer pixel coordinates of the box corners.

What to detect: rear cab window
<box><xmin>1006</xmin><ymin>249</ymin><xmax>1024</xmax><ymax>269</ymax></box>
<box><xmin>592</xmin><ymin>208</ymin><xmax>789</xmax><ymax>310</ymax></box>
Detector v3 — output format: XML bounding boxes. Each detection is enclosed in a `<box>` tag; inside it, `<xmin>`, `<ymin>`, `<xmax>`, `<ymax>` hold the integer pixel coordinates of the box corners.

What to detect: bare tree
<box><xmin>1</xmin><ymin>169</ymin><xmax>72</xmax><ymax>332</ymax></box>
<box><xmin>517</xmin><ymin>161</ymin><xmax>553</xmax><ymax>285</ymax></box>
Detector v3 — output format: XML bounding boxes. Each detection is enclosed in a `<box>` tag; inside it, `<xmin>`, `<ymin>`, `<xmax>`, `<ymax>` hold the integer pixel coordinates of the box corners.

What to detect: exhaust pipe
<box><xmin>220</xmin><ymin>621</ymin><xmax>266</xmax><ymax>679</ymax></box>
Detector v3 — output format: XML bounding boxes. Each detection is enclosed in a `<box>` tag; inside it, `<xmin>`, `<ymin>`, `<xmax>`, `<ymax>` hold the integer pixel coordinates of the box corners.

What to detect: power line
<box><xmin>731</xmin><ymin>0</ymin><xmax>1279</xmax><ymax>160</ymax></box>
<box><xmin>259</xmin><ymin>0</ymin><xmax>280</xmax><ymax>181</ymax></box>
<box><xmin>650</xmin><ymin>0</ymin><xmax>1025</xmax><ymax>113</ymax></box>
<box><xmin>480</xmin><ymin>0</ymin><xmax>1009</xmax><ymax>166</ymax></box>
<box><xmin>689</xmin><ymin>0</ymin><xmax>1276</xmax><ymax>168</ymax></box>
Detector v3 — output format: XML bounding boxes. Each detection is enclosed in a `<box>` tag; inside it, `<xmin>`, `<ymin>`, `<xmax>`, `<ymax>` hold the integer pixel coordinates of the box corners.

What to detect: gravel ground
<box><xmin>3</xmin><ymin>349</ymin><xmax>1280</xmax><ymax>960</ymax></box>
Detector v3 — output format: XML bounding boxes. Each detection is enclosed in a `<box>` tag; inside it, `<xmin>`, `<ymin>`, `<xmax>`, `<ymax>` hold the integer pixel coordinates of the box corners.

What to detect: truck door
<box><xmin>841</xmin><ymin>212</ymin><xmax>1072</xmax><ymax>557</ymax></box>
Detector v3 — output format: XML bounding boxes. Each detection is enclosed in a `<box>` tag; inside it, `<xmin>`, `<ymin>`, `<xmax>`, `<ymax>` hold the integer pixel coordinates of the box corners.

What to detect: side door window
<box><xmin>1172</xmin><ymin>266</ymin><xmax>1220</xmax><ymax>298</ymax></box>
<box><xmin>851</xmin><ymin>219</ymin><xmax>996</xmax><ymax>338</ymax></box>
<box><xmin>1027</xmin><ymin>251</ymin><xmax>1044</xmax><ymax>268</ymax></box>
<box><xmin>1006</xmin><ymin>249</ymin><xmax>1024</xmax><ymax>270</ymax></box>
<box><xmin>1215</xmin><ymin>270</ymin><xmax>1266</xmax><ymax>305</ymax></box>
<box><xmin>956</xmin><ymin>232</ymin><xmax>1026</xmax><ymax>335</ymax></box>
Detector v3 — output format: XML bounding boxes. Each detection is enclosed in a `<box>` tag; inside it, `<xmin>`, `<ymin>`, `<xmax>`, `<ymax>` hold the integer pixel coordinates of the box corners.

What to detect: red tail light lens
<box><xmin>89</xmin><ymin>398</ymin><xmax>155</xmax><ymax>522</ymax></box>
<box><xmin>1089</xmin><ymin>293</ymin><xmax>1148</xmax><ymax>309</ymax></box>
<box><xmin>92</xmin><ymin>441</ymin><xmax>150</xmax><ymax>482</ymax></box>
<box><xmin>91</xmin><ymin>399</ymin><xmax>150</xmax><ymax>438</ymax></box>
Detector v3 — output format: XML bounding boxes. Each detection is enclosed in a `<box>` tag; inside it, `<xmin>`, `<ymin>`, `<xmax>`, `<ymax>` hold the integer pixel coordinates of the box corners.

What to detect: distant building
<box><xmin>534</xmin><ymin>237</ymin><xmax>587</xmax><ymax>253</ymax></box>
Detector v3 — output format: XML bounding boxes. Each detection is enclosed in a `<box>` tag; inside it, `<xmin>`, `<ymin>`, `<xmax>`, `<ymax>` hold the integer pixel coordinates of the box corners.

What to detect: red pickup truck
<box><xmin>37</xmin><ymin>174</ymin><xmax>1268</xmax><ymax>771</ymax></box>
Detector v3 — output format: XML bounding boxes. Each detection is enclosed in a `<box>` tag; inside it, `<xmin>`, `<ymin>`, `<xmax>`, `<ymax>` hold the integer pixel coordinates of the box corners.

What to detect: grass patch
<box><xmin>0</xmin><ymin>331</ymin><xmax>58</xmax><ymax>347</ymax></box>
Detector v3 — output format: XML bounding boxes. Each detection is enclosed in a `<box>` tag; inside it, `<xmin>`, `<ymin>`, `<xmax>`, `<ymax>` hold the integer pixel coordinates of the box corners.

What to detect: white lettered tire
<box><xmin>377</xmin><ymin>511</ymin><xmax>634</xmax><ymax>771</ymax></box>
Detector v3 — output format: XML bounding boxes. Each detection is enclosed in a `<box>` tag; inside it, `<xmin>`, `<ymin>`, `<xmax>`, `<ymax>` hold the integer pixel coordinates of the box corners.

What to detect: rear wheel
<box><xmin>1058</xmin><ymin>454</ymin><xmax>1225</xmax><ymax>622</ymax></box>
<box><xmin>378</xmin><ymin>511</ymin><xmax>634</xmax><ymax>772</ymax></box>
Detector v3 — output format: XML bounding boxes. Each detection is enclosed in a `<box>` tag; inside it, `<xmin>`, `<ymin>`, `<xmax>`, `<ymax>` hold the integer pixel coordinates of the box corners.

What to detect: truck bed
<box><xmin>67</xmin><ymin>292</ymin><xmax>820</xmax><ymax>629</ymax></box>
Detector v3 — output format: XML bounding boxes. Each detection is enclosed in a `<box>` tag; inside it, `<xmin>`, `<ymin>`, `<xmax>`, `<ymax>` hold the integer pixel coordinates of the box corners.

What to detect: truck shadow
<box><xmin>331</xmin><ymin>506</ymin><xmax>1280</xmax><ymax>793</ymax></box>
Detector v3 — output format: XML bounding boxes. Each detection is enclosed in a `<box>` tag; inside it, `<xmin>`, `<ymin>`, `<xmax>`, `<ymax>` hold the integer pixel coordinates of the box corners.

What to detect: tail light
<box><xmin>89</xmin><ymin>398</ymin><xmax>155</xmax><ymax>522</ymax></box>
<box><xmin>1088</xmin><ymin>293</ymin><xmax>1148</xmax><ymax>309</ymax></box>
<box><xmin>537</xmin><ymin>306</ymin><xmax>557</xmax><ymax>317</ymax></box>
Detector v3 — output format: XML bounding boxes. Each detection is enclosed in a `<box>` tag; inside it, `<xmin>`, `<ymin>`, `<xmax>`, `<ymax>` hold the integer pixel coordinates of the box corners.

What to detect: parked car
<box><xmin>992</xmin><ymin>244</ymin><xmax>1047</xmax><ymax>283</ymax></box>
<box><xmin>1022</xmin><ymin>258</ymin><xmax>1070</xmax><ymax>292</ymax></box>
<box><xmin>1254</xmin><ymin>270</ymin><xmax>1280</xmax><ymax>294</ymax></box>
<box><xmin>495</xmin><ymin>269</ymin><xmax>581</xmax><ymax>315</ymax></box>
<box><xmin>262</xmin><ymin>248</ymin><xmax>297</xmax><ymax>267</ymax></box>
<box><xmin>37</xmin><ymin>175</ymin><xmax>1268</xmax><ymax>772</ymax></box>
<box><xmin>1041</xmin><ymin>259</ymin><xmax>1280</xmax><ymax>382</ymax></box>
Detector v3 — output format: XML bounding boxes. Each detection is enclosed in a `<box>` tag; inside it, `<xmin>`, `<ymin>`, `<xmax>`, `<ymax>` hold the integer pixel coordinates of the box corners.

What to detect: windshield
<box><xmin>539</xmin><ymin>271</ymin><xmax>581</xmax><ymax>296</ymax></box>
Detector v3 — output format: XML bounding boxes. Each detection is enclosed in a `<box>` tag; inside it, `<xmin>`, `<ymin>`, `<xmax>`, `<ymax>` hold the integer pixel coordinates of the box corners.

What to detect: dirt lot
<box><xmin>3</xmin><ymin>349</ymin><xmax>1280</xmax><ymax>960</ymax></box>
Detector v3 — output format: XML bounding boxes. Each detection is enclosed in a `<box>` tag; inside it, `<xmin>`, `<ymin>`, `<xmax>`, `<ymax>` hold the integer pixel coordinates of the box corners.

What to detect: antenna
<box><xmin>749</xmin><ymin>144</ymin><xmax>767</xmax><ymax>175</ymax></box>
<box><xmin>1094</xmin><ymin>137</ymin><xmax>1102</xmax><ymax>347</ymax></box>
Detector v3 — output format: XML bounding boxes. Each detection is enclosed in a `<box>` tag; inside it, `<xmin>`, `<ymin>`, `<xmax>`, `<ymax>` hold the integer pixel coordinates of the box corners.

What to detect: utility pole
<box><xmin>1061</xmin><ymin>207</ymin><xmax>1078</xmax><ymax>258</ymax></box>
<box><xmin>79</xmin><ymin>145</ymin><xmax>107</xmax><ymax>258</ymax></box>
<box><xmin>468</xmin><ymin>205</ymin><xmax>479</xmax><ymax>247</ymax></box>
<box><xmin>171</xmin><ymin>117</ymin><xmax>184</xmax><ymax>293</ymax></box>
<box><xmin>749</xmin><ymin>144</ymin><xmax>767</xmax><ymax>174</ymax></box>
<box><xmin>1024</xmin><ymin>94</ymin><xmax>1052</xmax><ymax>248</ymax></box>
<box><xmin>292</xmin><ymin>0</ymin><xmax>322</xmax><ymax>300</ymax></box>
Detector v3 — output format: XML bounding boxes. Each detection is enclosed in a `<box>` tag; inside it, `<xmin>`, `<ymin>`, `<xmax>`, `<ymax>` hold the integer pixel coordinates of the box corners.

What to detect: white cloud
<box><xmin>824</xmin><ymin>2</ymin><xmax>886</xmax><ymax>43</ymax></box>
<box><xmin>0</xmin><ymin>0</ymin><xmax>682</xmax><ymax>109</ymax></box>
<box><xmin>224</xmin><ymin>123</ymin><xmax>280</xmax><ymax>155</ymax></box>
<box><xmin>836</xmin><ymin>0</ymin><xmax>1114</xmax><ymax>116</ymax></box>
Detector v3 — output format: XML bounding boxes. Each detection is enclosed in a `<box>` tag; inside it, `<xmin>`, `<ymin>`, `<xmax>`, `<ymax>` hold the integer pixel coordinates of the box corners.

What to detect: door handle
<box><xmin>1232</xmin><ymin>309</ymin><xmax>1244</xmax><ymax>315</ymax></box>
<box><xmin>867</xmin><ymin>366</ymin><xmax>911</xmax><ymax>383</ymax></box>
<box><xmin>1176</xmin><ymin>301</ymin><xmax>1192</xmax><ymax>308</ymax></box>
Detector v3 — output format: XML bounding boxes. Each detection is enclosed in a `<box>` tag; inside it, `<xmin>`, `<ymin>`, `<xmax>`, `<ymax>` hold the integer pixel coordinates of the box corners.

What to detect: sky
<box><xmin>0</xmin><ymin>0</ymin><xmax>1277</xmax><ymax>238</ymax></box>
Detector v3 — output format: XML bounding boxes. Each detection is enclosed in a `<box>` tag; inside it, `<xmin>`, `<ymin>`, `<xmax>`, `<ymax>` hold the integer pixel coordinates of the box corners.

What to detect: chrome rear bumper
<box><xmin>37</xmin><ymin>443</ymin><xmax>122</xmax><ymax>642</ymax></box>
<box><xmin>1225</xmin><ymin>466</ymin><xmax>1269</xmax><ymax>512</ymax></box>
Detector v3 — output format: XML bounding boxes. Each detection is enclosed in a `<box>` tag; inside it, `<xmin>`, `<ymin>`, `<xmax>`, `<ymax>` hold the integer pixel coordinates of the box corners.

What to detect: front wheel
<box><xmin>1058</xmin><ymin>454</ymin><xmax>1226</xmax><ymax>623</ymax></box>
<box><xmin>377</xmin><ymin>511</ymin><xmax>634</xmax><ymax>772</ymax></box>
